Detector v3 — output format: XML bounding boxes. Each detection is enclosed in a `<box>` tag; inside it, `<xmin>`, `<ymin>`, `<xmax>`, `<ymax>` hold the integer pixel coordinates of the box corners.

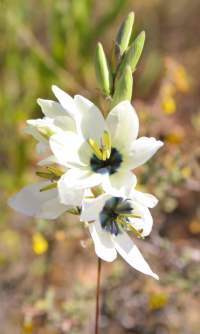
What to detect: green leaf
<box><xmin>111</xmin><ymin>65</ymin><xmax>133</xmax><ymax>108</ymax></box>
<box><xmin>95</xmin><ymin>42</ymin><xmax>113</xmax><ymax>96</ymax></box>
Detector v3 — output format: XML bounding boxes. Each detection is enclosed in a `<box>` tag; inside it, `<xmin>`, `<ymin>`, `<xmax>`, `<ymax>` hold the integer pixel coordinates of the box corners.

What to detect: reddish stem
<box><xmin>95</xmin><ymin>257</ymin><xmax>102</xmax><ymax>334</ymax></box>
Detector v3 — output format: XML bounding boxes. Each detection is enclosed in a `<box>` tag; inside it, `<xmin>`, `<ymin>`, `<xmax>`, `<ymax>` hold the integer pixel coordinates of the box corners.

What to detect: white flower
<box><xmin>49</xmin><ymin>86</ymin><xmax>163</xmax><ymax>203</ymax></box>
<box><xmin>8</xmin><ymin>181</ymin><xmax>84</xmax><ymax>220</ymax></box>
<box><xmin>80</xmin><ymin>188</ymin><xmax>159</xmax><ymax>279</ymax></box>
<box><xmin>25</xmin><ymin>96</ymin><xmax>76</xmax><ymax>164</ymax></box>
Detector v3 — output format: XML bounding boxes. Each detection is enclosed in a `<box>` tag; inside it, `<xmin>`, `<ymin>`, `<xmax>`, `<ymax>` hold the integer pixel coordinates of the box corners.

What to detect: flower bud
<box><xmin>116</xmin><ymin>12</ymin><xmax>135</xmax><ymax>56</ymax></box>
<box><xmin>118</xmin><ymin>31</ymin><xmax>145</xmax><ymax>76</ymax></box>
<box><xmin>111</xmin><ymin>65</ymin><xmax>133</xmax><ymax>108</ymax></box>
<box><xmin>95</xmin><ymin>42</ymin><xmax>113</xmax><ymax>96</ymax></box>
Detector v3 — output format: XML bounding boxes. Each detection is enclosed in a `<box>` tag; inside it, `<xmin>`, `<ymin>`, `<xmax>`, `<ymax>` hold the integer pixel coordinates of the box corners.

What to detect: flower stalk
<box><xmin>95</xmin><ymin>257</ymin><xmax>102</xmax><ymax>334</ymax></box>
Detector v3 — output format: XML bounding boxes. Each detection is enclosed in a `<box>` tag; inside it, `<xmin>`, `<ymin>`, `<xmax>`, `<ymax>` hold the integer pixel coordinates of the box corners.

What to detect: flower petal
<box><xmin>112</xmin><ymin>232</ymin><xmax>159</xmax><ymax>279</ymax></box>
<box><xmin>106</xmin><ymin>101</ymin><xmax>139</xmax><ymax>150</ymax></box>
<box><xmin>129</xmin><ymin>137</ymin><xmax>163</xmax><ymax>169</ymax></box>
<box><xmin>102</xmin><ymin>170</ymin><xmax>137</xmax><ymax>196</ymax></box>
<box><xmin>57</xmin><ymin>174</ymin><xmax>87</xmax><ymax>205</ymax></box>
<box><xmin>52</xmin><ymin>85</ymin><xmax>77</xmax><ymax>118</ymax></box>
<box><xmin>74</xmin><ymin>95</ymin><xmax>105</xmax><ymax>143</ymax></box>
<box><xmin>53</xmin><ymin>116</ymin><xmax>76</xmax><ymax>132</ymax></box>
<box><xmin>58</xmin><ymin>169</ymin><xmax>103</xmax><ymax>199</ymax></box>
<box><xmin>80</xmin><ymin>193</ymin><xmax>111</xmax><ymax>222</ymax></box>
<box><xmin>8</xmin><ymin>182</ymin><xmax>67</xmax><ymax>220</ymax></box>
<box><xmin>37</xmin><ymin>98</ymin><xmax>68</xmax><ymax>118</ymax></box>
<box><xmin>25</xmin><ymin>120</ymin><xmax>49</xmax><ymax>144</ymax></box>
<box><xmin>37</xmin><ymin>155</ymin><xmax>58</xmax><ymax>166</ymax></box>
<box><xmin>129</xmin><ymin>189</ymin><xmax>158</xmax><ymax>208</ymax></box>
<box><xmin>129</xmin><ymin>202</ymin><xmax>153</xmax><ymax>237</ymax></box>
<box><xmin>50</xmin><ymin>132</ymin><xmax>90</xmax><ymax>168</ymax></box>
<box><xmin>36</xmin><ymin>142</ymin><xmax>49</xmax><ymax>155</ymax></box>
<box><xmin>89</xmin><ymin>221</ymin><xmax>117</xmax><ymax>262</ymax></box>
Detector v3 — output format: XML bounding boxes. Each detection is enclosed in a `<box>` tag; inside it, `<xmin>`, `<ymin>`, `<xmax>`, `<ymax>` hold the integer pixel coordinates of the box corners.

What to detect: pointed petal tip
<box><xmin>158</xmin><ymin>140</ymin><xmax>164</xmax><ymax>147</ymax></box>
<box><xmin>152</xmin><ymin>273</ymin><xmax>159</xmax><ymax>280</ymax></box>
<box><xmin>37</xmin><ymin>97</ymin><xmax>42</xmax><ymax>104</ymax></box>
<box><xmin>37</xmin><ymin>98</ymin><xmax>46</xmax><ymax>107</ymax></box>
<box><xmin>51</xmin><ymin>84</ymin><xmax>59</xmax><ymax>94</ymax></box>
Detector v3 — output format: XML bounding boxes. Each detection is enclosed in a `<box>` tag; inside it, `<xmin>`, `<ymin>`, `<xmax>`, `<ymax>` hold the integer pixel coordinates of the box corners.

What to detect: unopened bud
<box><xmin>118</xmin><ymin>31</ymin><xmax>145</xmax><ymax>76</ymax></box>
<box><xmin>116</xmin><ymin>12</ymin><xmax>135</xmax><ymax>56</ymax></box>
<box><xmin>111</xmin><ymin>65</ymin><xmax>133</xmax><ymax>108</ymax></box>
<box><xmin>95</xmin><ymin>43</ymin><xmax>113</xmax><ymax>96</ymax></box>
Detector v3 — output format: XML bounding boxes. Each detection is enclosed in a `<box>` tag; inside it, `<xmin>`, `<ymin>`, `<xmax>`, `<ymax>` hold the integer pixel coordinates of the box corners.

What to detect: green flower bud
<box><xmin>95</xmin><ymin>42</ymin><xmax>113</xmax><ymax>96</ymax></box>
<box><xmin>116</xmin><ymin>12</ymin><xmax>135</xmax><ymax>56</ymax></box>
<box><xmin>118</xmin><ymin>31</ymin><xmax>145</xmax><ymax>76</ymax></box>
<box><xmin>111</xmin><ymin>65</ymin><xmax>133</xmax><ymax>108</ymax></box>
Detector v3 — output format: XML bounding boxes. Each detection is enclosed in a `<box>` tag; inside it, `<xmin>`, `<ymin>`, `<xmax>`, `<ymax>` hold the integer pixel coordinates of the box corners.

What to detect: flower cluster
<box><xmin>9</xmin><ymin>85</ymin><xmax>163</xmax><ymax>280</ymax></box>
<box><xmin>8</xmin><ymin>12</ymin><xmax>163</xmax><ymax>280</ymax></box>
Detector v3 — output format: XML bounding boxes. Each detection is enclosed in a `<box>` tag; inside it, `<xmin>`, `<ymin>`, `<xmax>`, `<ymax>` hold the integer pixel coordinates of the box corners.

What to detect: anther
<box><xmin>102</xmin><ymin>131</ymin><xmax>111</xmax><ymax>159</ymax></box>
<box><xmin>40</xmin><ymin>182</ymin><xmax>57</xmax><ymax>192</ymax></box>
<box><xmin>88</xmin><ymin>138</ymin><xmax>103</xmax><ymax>160</ymax></box>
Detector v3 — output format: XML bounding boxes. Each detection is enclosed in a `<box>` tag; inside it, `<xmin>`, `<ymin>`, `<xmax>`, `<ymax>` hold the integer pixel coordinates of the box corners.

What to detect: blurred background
<box><xmin>1</xmin><ymin>0</ymin><xmax>200</xmax><ymax>333</ymax></box>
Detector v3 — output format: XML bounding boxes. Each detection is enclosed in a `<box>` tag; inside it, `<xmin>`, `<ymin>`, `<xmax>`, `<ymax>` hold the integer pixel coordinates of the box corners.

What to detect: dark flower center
<box><xmin>90</xmin><ymin>147</ymin><xmax>123</xmax><ymax>175</ymax></box>
<box><xmin>100</xmin><ymin>197</ymin><xmax>133</xmax><ymax>235</ymax></box>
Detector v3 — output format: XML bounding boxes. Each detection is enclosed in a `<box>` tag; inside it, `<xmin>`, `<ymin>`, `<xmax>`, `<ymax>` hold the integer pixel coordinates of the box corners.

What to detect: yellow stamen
<box><xmin>117</xmin><ymin>216</ymin><xmax>144</xmax><ymax>239</ymax></box>
<box><xmin>102</xmin><ymin>150</ymin><xmax>107</xmax><ymax>161</ymax></box>
<box><xmin>46</xmin><ymin>166</ymin><xmax>63</xmax><ymax>177</ymax></box>
<box><xmin>102</xmin><ymin>131</ymin><xmax>111</xmax><ymax>159</ymax></box>
<box><xmin>120</xmin><ymin>213</ymin><xmax>141</xmax><ymax>219</ymax></box>
<box><xmin>36</xmin><ymin>171</ymin><xmax>53</xmax><ymax>180</ymax></box>
<box><xmin>40</xmin><ymin>182</ymin><xmax>57</xmax><ymax>192</ymax></box>
<box><xmin>116</xmin><ymin>217</ymin><xmax>126</xmax><ymax>231</ymax></box>
<box><xmin>88</xmin><ymin>138</ymin><xmax>103</xmax><ymax>160</ymax></box>
<box><xmin>128</xmin><ymin>224</ymin><xmax>144</xmax><ymax>239</ymax></box>
<box><xmin>38</xmin><ymin>127</ymin><xmax>54</xmax><ymax>140</ymax></box>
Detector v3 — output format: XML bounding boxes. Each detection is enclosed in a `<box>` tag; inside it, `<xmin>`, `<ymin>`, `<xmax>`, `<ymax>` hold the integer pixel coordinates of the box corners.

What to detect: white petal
<box><xmin>37</xmin><ymin>155</ymin><xmax>58</xmax><ymax>166</ymax></box>
<box><xmin>112</xmin><ymin>232</ymin><xmax>159</xmax><ymax>279</ymax></box>
<box><xmin>53</xmin><ymin>115</ymin><xmax>76</xmax><ymax>132</ymax></box>
<box><xmin>129</xmin><ymin>203</ymin><xmax>153</xmax><ymax>237</ymax></box>
<box><xmin>26</xmin><ymin>118</ymin><xmax>60</xmax><ymax>142</ymax></box>
<box><xmin>102</xmin><ymin>171</ymin><xmax>137</xmax><ymax>196</ymax></box>
<box><xmin>52</xmin><ymin>85</ymin><xmax>77</xmax><ymax>118</ymax></box>
<box><xmin>25</xmin><ymin>121</ymin><xmax>48</xmax><ymax>144</ymax></box>
<box><xmin>37</xmin><ymin>98</ymin><xmax>68</xmax><ymax>118</ymax></box>
<box><xmin>74</xmin><ymin>95</ymin><xmax>105</xmax><ymax>143</ymax></box>
<box><xmin>89</xmin><ymin>221</ymin><xmax>117</xmax><ymax>262</ymax></box>
<box><xmin>38</xmin><ymin>98</ymin><xmax>76</xmax><ymax>132</ymax></box>
<box><xmin>106</xmin><ymin>101</ymin><xmax>139</xmax><ymax>150</ymax></box>
<box><xmin>8</xmin><ymin>182</ymin><xmax>68</xmax><ymax>220</ymax></box>
<box><xmin>36</xmin><ymin>142</ymin><xmax>49</xmax><ymax>155</ymax></box>
<box><xmin>57</xmin><ymin>174</ymin><xmax>86</xmax><ymax>205</ymax></box>
<box><xmin>129</xmin><ymin>137</ymin><xmax>163</xmax><ymax>169</ymax></box>
<box><xmin>58</xmin><ymin>169</ymin><xmax>103</xmax><ymax>195</ymax></box>
<box><xmin>50</xmin><ymin>132</ymin><xmax>90</xmax><ymax>168</ymax></box>
<box><xmin>129</xmin><ymin>189</ymin><xmax>158</xmax><ymax>208</ymax></box>
<box><xmin>80</xmin><ymin>193</ymin><xmax>111</xmax><ymax>222</ymax></box>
